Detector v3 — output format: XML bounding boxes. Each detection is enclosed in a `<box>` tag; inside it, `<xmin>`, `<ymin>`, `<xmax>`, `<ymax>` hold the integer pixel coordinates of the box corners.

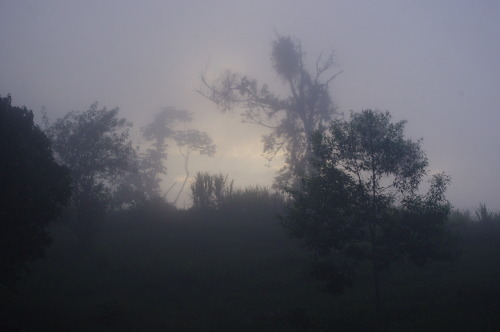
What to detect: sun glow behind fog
<box><xmin>1</xmin><ymin>1</ymin><xmax>500</xmax><ymax>210</ymax></box>
<box><xmin>160</xmin><ymin>104</ymin><xmax>280</xmax><ymax>206</ymax></box>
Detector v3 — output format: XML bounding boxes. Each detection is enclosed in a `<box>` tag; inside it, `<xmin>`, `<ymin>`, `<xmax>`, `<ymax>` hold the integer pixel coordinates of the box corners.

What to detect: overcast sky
<box><xmin>1</xmin><ymin>0</ymin><xmax>499</xmax><ymax>210</ymax></box>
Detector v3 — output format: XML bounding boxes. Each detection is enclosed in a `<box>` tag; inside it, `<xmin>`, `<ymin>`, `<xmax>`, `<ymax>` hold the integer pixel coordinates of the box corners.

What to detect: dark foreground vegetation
<box><xmin>1</xmin><ymin>203</ymin><xmax>499</xmax><ymax>331</ymax></box>
<box><xmin>2</xmin><ymin>35</ymin><xmax>499</xmax><ymax>331</ymax></box>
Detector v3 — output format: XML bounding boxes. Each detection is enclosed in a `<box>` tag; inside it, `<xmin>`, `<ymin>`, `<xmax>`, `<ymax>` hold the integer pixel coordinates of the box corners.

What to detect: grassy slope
<box><xmin>1</xmin><ymin>207</ymin><xmax>500</xmax><ymax>331</ymax></box>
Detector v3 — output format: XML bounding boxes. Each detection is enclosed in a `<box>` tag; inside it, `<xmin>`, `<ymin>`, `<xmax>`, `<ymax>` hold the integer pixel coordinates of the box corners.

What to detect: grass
<box><xmin>1</xmin><ymin>206</ymin><xmax>500</xmax><ymax>331</ymax></box>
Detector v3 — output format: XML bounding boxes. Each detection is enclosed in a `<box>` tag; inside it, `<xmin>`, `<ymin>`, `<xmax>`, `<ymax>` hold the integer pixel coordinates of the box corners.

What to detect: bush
<box><xmin>222</xmin><ymin>185</ymin><xmax>285</xmax><ymax>215</ymax></box>
<box><xmin>190</xmin><ymin>172</ymin><xmax>234</xmax><ymax>210</ymax></box>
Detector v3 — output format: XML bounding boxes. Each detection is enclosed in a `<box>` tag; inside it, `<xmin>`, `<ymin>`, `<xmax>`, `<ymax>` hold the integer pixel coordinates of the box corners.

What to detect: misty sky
<box><xmin>1</xmin><ymin>0</ymin><xmax>499</xmax><ymax>210</ymax></box>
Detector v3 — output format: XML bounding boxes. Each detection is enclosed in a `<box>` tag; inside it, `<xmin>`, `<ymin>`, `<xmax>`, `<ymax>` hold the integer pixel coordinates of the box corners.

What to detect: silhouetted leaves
<box><xmin>140</xmin><ymin>107</ymin><xmax>193</xmax><ymax>194</ymax></box>
<box><xmin>190</xmin><ymin>172</ymin><xmax>234</xmax><ymax>211</ymax></box>
<box><xmin>282</xmin><ymin>110</ymin><xmax>452</xmax><ymax>312</ymax></box>
<box><xmin>47</xmin><ymin>103</ymin><xmax>134</xmax><ymax>246</ymax></box>
<box><xmin>139</xmin><ymin>108</ymin><xmax>216</xmax><ymax>205</ymax></box>
<box><xmin>0</xmin><ymin>94</ymin><xmax>71</xmax><ymax>286</ymax></box>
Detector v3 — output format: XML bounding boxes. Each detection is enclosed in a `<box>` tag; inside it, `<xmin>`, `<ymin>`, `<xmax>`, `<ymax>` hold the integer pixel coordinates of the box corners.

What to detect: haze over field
<box><xmin>1</xmin><ymin>0</ymin><xmax>499</xmax><ymax>210</ymax></box>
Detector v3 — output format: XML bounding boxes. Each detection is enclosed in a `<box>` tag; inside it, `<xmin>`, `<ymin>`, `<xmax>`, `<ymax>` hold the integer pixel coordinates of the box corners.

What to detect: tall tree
<box><xmin>0</xmin><ymin>95</ymin><xmax>71</xmax><ymax>286</ymax></box>
<box><xmin>172</xmin><ymin>129</ymin><xmax>216</xmax><ymax>205</ymax></box>
<box><xmin>47</xmin><ymin>103</ymin><xmax>134</xmax><ymax>246</ymax></box>
<box><xmin>282</xmin><ymin>110</ymin><xmax>453</xmax><ymax>313</ymax></box>
<box><xmin>140</xmin><ymin>107</ymin><xmax>216</xmax><ymax>205</ymax></box>
<box><xmin>141</xmin><ymin>107</ymin><xmax>192</xmax><ymax>195</ymax></box>
<box><xmin>199</xmin><ymin>35</ymin><xmax>341</xmax><ymax>189</ymax></box>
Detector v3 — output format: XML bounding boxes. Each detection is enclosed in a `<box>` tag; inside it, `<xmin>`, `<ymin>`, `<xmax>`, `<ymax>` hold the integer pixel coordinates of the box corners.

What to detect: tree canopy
<box><xmin>199</xmin><ymin>35</ymin><xmax>340</xmax><ymax>189</ymax></box>
<box><xmin>140</xmin><ymin>107</ymin><xmax>193</xmax><ymax>195</ymax></box>
<box><xmin>0</xmin><ymin>95</ymin><xmax>71</xmax><ymax>286</ymax></box>
<box><xmin>47</xmin><ymin>103</ymin><xmax>134</xmax><ymax>245</ymax></box>
<box><xmin>173</xmin><ymin>129</ymin><xmax>216</xmax><ymax>205</ymax></box>
<box><xmin>282</xmin><ymin>109</ymin><xmax>453</xmax><ymax>311</ymax></box>
<box><xmin>139</xmin><ymin>107</ymin><xmax>216</xmax><ymax>205</ymax></box>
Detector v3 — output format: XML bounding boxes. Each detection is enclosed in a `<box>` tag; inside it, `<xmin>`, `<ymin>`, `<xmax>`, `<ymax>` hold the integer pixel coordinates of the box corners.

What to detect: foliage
<box><xmin>221</xmin><ymin>185</ymin><xmax>286</xmax><ymax>215</ymax></box>
<box><xmin>452</xmin><ymin>205</ymin><xmax>500</xmax><ymax>246</ymax></box>
<box><xmin>47</xmin><ymin>103</ymin><xmax>134</xmax><ymax>246</ymax></box>
<box><xmin>140</xmin><ymin>107</ymin><xmax>193</xmax><ymax>195</ymax></box>
<box><xmin>190</xmin><ymin>172</ymin><xmax>234</xmax><ymax>210</ymax></box>
<box><xmin>112</xmin><ymin>148</ymin><xmax>159</xmax><ymax>209</ymax></box>
<box><xmin>3</xmin><ymin>200</ymin><xmax>500</xmax><ymax>331</ymax></box>
<box><xmin>0</xmin><ymin>94</ymin><xmax>71</xmax><ymax>286</ymax></box>
<box><xmin>199</xmin><ymin>35</ymin><xmax>340</xmax><ymax>189</ymax></box>
<box><xmin>172</xmin><ymin>129</ymin><xmax>216</xmax><ymax>205</ymax></box>
<box><xmin>282</xmin><ymin>110</ymin><xmax>452</xmax><ymax>310</ymax></box>
<box><xmin>139</xmin><ymin>108</ymin><xmax>216</xmax><ymax>205</ymax></box>
<box><xmin>474</xmin><ymin>203</ymin><xmax>500</xmax><ymax>224</ymax></box>
<box><xmin>452</xmin><ymin>204</ymin><xmax>500</xmax><ymax>245</ymax></box>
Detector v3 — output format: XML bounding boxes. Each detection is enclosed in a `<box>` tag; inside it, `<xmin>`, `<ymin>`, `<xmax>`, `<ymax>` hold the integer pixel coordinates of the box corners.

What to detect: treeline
<box><xmin>2</xmin><ymin>33</ymin><xmax>500</xmax><ymax>330</ymax></box>
<box><xmin>2</xmin><ymin>91</ymin><xmax>500</xmax><ymax>330</ymax></box>
<box><xmin>1</xmin><ymin>93</ymin><xmax>241</xmax><ymax>286</ymax></box>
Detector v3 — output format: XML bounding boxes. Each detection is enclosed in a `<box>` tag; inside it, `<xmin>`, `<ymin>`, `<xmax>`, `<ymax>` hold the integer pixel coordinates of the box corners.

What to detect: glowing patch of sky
<box><xmin>1</xmin><ymin>0</ymin><xmax>499</xmax><ymax>209</ymax></box>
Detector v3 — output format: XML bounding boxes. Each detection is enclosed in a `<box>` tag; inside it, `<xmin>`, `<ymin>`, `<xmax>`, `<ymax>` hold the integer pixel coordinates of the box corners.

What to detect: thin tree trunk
<box><xmin>163</xmin><ymin>182</ymin><xmax>177</xmax><ymax>199</ymax></box>
<box><xmin>369</xmin><ymin>214</ymin><xmax>382</xmax><ymax>320</ymax></box>
<box><xmin>174</xmin><ymin>152</ymin><xmax>190</xmax><ymax>205</ymax></box>
<box><xmin>373</xmin><ymin>263</ymin><xmax>381</xmax><ymax>315</ymax></box>
<box><xmin>371</xmin><ymin>237</ymin><xmax>385</xmax><ymax>330</ymax></box>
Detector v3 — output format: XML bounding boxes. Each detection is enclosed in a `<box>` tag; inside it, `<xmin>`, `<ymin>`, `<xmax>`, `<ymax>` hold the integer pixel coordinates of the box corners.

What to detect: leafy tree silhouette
<box><xmin>173</xmin><ymin>129</ymin><xmax>216</xmax><ymax>205</ymax></box>
<box><xmin>0</xmin><ymin>94</ymin><xmax>71</xmax><ymax>286</ymax></box>
<box><xmin>141</xmin><ymin>107</ymin><xmax>193</xmax><ymax>197</ymax></box>
<box><xmin>139</xmin><ymin>107</ymin><xmax>216</xmax><ymax>206</ymax></box>
<box><xmin>282</xmin><ymin>110</ymin><xmax>453</xmax><ymax>314</ymax></box>
<box><xmin>46</xmin><ymin>103</ymin><xmax>134</xmax><ymax>247</ymax></box>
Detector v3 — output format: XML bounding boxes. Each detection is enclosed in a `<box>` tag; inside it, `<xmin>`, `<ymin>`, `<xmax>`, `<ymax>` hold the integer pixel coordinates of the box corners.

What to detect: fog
<box><xmin>1</xmin><ymin>0</ymin><xmax>499</xmax><ymax>210</ymax></box>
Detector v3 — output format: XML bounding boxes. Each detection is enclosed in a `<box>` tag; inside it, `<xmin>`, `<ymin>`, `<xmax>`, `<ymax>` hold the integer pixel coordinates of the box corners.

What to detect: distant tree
<box><xmin>199</xmin><ymin>35</ymin><xmax>341</xmax><ymax>190</ymax></box>
<box><xmin>282</xmin><ymin>110</ymin><xmax>453</xmax><ymax>313</ymax></box>
<box><xmin>140</xmin><ymin>107</ymin><xmax>217</xmax><ymax>206</ymax></box>
<box><xmin>190</xmin><ymin>172</ymin><xmax>234</xmax><ymax>211</ymax></box>
<box><xmin>47</xmin><ymin>103</ymin><xmax>134</xmax><ymax>246</ymax></box>
<box><xmin>172</xmin><ymin>130</ymin><xmax>216</xmax><ymax>205</ymax></box>
<box><xmin>112</xmin><ymin>147</ymin><xmax>155</xmax><ymax>209</ymax></box>
<box><xmin>141</xmin><ymin>107</ymin><xmax>192</xmax><ymax>196</ymax></box>
<box><xmin>0</xmin><ymin>95</ymin><xmax>71</xmax><ymax>286</ymax></box>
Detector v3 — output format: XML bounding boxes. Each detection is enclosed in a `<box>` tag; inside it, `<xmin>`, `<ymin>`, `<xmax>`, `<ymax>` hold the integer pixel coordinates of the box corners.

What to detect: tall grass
<box><xmin>221</xmin><ymin>185</ymin><xmax>286</xmax><ymax>215</ymax></box>
<box><xmin>474</xmin><ymin>203</ymin><xmax>500</xmax><ymax>224</ymax></box>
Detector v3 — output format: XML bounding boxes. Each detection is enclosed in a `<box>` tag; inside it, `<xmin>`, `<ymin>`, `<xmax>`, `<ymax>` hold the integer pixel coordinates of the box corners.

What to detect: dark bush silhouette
<box><xmin>221</xmin><ymin>185</ymin><xmax>285</xmax><ymax>216</ymax></box>
<box><xmin>0</xmin><ymin>94</ymin><xmax>71</xmax><ymax>286</ymax></box>
<box><xmin>190</xmin><ymin>172</ymin><xmax>234</xmax><ymax>210</ymax></box>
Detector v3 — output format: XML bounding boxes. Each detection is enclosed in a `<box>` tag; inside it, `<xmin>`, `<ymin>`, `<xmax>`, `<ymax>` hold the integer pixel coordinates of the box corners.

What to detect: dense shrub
<box><xmin>190</xmin><ymin>172</ymin><xmax>234</xmax><ymax>210</ymax></box>
<box><xmin>222</xmin><ymin>185</ymin><xmax>285</xmax><ymax>215</ymax></box>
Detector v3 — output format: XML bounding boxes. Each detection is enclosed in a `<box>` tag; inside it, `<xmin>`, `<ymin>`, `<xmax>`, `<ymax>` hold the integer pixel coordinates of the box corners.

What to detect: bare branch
<box><xmin>197</xmin><ymin>36</ymin><xmax>339</xmax><ymax>188</ymax></box>
<box><xmin>325</xmin><ymin>70</ymin><xmax>343</xmax><ymax>86</ymax></box>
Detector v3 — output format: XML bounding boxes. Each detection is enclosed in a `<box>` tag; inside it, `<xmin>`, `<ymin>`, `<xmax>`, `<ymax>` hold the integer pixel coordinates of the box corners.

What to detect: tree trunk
<box><xmin>174</xmin><ymin>152</ymin><xmax>190</xmax><ymax>205</ymax></box>
<box><xmin>373</xmin><ymin>263</ymin><xmax>381</xmax><ymax>315</ymax></box>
